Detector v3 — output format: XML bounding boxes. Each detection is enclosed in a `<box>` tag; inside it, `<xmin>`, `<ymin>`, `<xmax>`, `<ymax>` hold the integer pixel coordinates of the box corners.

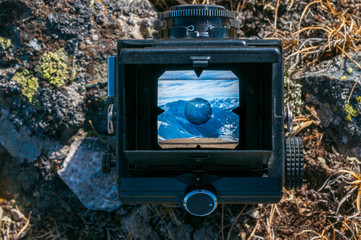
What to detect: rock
<box><xmin>1</xmin><ymin>216</ymin><xmax>13</xmax><ymax>226</ymax></box>
<box><xmin>35</xmin><ymin>82</ymin><xmax>85</xmax><ymax>137</ymax></box>
<box><xmin>0</xmin><ymin>206</ymin><xmax>3</xmax><ymax>219</ymax></box>
<box><xmin>58</xmin><ymin>133</ymin><xmax>120</xmax><ymax>212</ymax></box>
<box><xmin>28</xmin><ymin>38</ymin><xmax>42</xmax><ymax>51</ymax></box>
<box><xmin>0</xmin><ymin>109</ymin><xmax>64</xmax><ymax>163</ymax></box>
<box><xmin>317</xmin><ymin>157</ymin><xmax>326</xmax><ymax>164</ymax></box>
<box><xmin>247</xmin><ymin>209</ymin><xmax>260</xmax><ymax>219</ymax></box>
<box><xmin>294</xmin><ymin>52</ymin><xmax>361</xmax><ymax>159</ymax></box>
<box><xmin>115</xmin><ymin>0</ymin><xmax>157</xmax><ymax>39</ymax></box>
<box><xmin>48</xmin><ymin>145</ymin><xmax>70</xmax><ymax>160</ymax></box>
<box><xmin>11</xmin><ymin>209</ymin><xmax>24</xmax><ymax>221</ymax></box>
<box><xmin>193</xmin><ymin>218</ymin><xmax>220</xmax><ymax>240</ymax></box>
<box><xmin>120</xmin><ymin>205</ymin><xmax>161</xmax><ymax>240</ymax></box>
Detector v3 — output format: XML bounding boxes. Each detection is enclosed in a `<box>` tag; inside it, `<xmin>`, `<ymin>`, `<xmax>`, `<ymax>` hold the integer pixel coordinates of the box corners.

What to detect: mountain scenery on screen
<box><xmin>157</xmin><ymin>70</ymin><xmax>240</xmax><ymax>143</ymax></box>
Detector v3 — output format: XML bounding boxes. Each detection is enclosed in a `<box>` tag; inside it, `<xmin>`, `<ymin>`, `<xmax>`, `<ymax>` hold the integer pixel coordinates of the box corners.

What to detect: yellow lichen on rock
<box><xmin>340</xmin><ymin>75</ymin><xmax>347</xmax><ymax>81</ymax></box>
<box><xmin>35</xmin><ymin>48</ymin><xmax>70</xmax><ymax>87</ymax></box>
<box><xmin>344</xmin><ymin>103</ymin><xmax>360</xmax><ymax>122</ymax></box>
<box><xmin>357</xmin><ymin>96</ymin><xmax>361</xmax><ymax>103</ymax></box>
<box><xmin>0</xmin><ymin>36</ymin><xmax>11</xmax><ymax>50</ymax></box>
<box><xmin>12</xmin><ymin>70</ymin><xmax>39</xmax><ymax>103</ymax></box>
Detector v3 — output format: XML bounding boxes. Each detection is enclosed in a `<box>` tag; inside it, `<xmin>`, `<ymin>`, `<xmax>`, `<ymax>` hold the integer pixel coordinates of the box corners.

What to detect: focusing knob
<box><xmin>160</xmin><ymin>4</ymin><xmax>236</xmax><ymax>19</ymax></box>
<box><xmin>284</xmin><ymin>137</ymin><xmax>304</xmax><ymax>189</ymax></box>
<box><xmin>183</xmin><ymin>189</ymin><xmax>218</xmax><ymax>216</ymax></box>
<box><xmin>154</xmin><ymin>4</ymin><xmax>240</xmax><ymax>39</ymax></box>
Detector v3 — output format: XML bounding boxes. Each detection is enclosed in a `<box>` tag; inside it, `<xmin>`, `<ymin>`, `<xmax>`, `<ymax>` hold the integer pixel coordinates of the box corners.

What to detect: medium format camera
<box><xmin>103</xmin><ymin>4</ymin><xmax>304</xmax><ymax>216</ymax></box>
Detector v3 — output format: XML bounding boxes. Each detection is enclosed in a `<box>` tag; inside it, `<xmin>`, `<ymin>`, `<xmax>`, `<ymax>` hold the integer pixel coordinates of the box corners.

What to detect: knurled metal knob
<box><xmin>284</xmin><ymin>137</ymin><xmax>304</xmax><ymax>189</ymax></box>
<box><xmin>154</xmin><ymin>4</ymin><xmax>240</xmax><ymax>39</ymax></box>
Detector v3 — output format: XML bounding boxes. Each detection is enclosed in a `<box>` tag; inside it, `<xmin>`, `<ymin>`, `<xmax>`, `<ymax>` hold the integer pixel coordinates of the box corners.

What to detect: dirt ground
<box><xmin>1</xmin><ymin>0</ymin><xmax>361</xmax><ymax>239</ymax></box>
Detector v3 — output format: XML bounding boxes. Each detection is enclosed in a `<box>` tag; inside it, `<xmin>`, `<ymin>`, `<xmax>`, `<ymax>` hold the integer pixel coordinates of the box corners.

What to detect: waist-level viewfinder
<box><xmin>103</xmin><ymin>4</ymin><xmax>304</xmax><ymax>217</ymax></box>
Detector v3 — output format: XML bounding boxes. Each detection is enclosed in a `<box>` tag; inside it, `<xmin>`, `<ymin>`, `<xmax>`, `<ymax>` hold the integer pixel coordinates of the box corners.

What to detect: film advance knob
<box><xmin>183</xmin><ymin>189</ymin><xmax>218</xmax><ymax>216</ymax></box>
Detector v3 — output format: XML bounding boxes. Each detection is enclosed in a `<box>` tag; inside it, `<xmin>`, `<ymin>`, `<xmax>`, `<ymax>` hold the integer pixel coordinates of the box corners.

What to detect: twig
<box><xmin>267</xmin><ymin>204</ymin><xmax>276</xmax><ymax>240</ymax></box>
<box><xmin>296</xmin><ymin>229</ymin><xmax>329</xmax><ymax>239</ymax></box>
<box><xmin>297</xmin><ymin>1</ymin><xmax>323</xmax><ymax>42</ymax></box>
<box><xmin>247</xmin><ymin>219</ymin><xmax>260</xmax><ymax>240</ymax></box>
<box><xmin>347</xmin><ymin>75</ymin><xmax>361</xmax><ymax>104</ymax></box>
<box><xmin>227</xmin><ymin>205</ymin><xmax>247</xmax><ymax>240</ymax></box>
<box><xmin>17</xmin><ymin>211</ymin><xmax>31</xmax><ymax>238</ymax></box>
<box><xmin>88</xmin><ymin>120</ymin><xmax>106</xmax><ymax>143</ymax></box>
<box><xmin>274</xmin><ymin>0</ymin><xmax>280</xmax><ymax>28</ymax></box>
<box><xmin>335</xmin><ymin>46</ymin><xmax>361</xmax><ymax>103</ymax></box>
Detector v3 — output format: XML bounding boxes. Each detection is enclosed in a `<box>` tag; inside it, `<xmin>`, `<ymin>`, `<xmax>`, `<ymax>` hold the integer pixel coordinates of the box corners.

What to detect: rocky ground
<box><xmin>0</xmin><ymin>0</ymin><xmax>361</xmax><ymax>239</ymax></box>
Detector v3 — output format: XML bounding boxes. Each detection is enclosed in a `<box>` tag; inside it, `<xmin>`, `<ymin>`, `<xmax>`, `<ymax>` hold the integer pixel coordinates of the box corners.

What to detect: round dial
<box><xmin>183</xmin><ymin>189</ymin><xmax>218</xmax><ymax>216</ymax></box>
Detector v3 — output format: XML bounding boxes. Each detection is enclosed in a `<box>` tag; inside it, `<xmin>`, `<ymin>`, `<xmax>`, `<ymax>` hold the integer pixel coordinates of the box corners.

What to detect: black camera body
<box><xmin>103</xmin><ymin>4</ymin><xmax>303</xmax><ymax>216</ymax></box>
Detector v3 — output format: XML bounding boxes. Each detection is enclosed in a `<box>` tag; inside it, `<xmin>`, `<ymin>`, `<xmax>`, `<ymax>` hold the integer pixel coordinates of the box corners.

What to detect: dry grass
<box><xmin>0</xmin><ymin>203</ymin><xmax>31</xmax><ymax>240</ymax></box>
<box><xmin>182</xmin><ymin>0</ymin><xmax>361</xmax><ymax>73</ymax></box>
<box><xmin>271</xmin><ymin>1</ymin><xmax>361</xmax><ymax>72</ymax></box>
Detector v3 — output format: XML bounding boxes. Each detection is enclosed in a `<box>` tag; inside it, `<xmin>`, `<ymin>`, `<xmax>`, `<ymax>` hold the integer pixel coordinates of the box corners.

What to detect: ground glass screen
<box><xmin>157</xmin><ymin>70</ymin><xmax>240</xmax><ymax>149</ymax></box>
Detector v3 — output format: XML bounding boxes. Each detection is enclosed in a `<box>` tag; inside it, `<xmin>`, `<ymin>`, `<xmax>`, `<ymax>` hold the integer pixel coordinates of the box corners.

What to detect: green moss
<box><xmin>35</xmin><ymin>48</ymin><xmax>69</xmax><ymax>87</ymax></box>
<box><xmin>357</xmin><ymin>96</ymin><xmax>361</xmax><ymax>103</ymax></box>
<box><xmin>12</xmin><ymin>70</ymin><xmax>39</xmax><ymax>103</ymax></box>
<box><xmin>344</xmin><ymin>103</ymin><xmax>360</xmax><ymax>122</ymax></box>
<box><xmin>0</xmin><ymin>36</ymin><xmax>11</xmax><ymax>50</ymax></box>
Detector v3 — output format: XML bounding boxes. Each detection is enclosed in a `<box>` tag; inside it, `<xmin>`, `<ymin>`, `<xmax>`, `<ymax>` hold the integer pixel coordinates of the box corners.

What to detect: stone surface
<box><xmin>58</xmin><ymin>134</ymin><xmax>120</xmax><ymax>212</ymax></box>
<box><xmin>294</xmin><ymin>52</ymin><xmax>361</xmax><ymax>158</ymax></box>
<box><xmin>0</xmin><ymin>109</ymin><xmax>63</xmax><ymax>163</ymax></box>
<box><xmin>10</xmin><ymin>209</ymin><xmax>24</xmax><ymax>221</ymax></box>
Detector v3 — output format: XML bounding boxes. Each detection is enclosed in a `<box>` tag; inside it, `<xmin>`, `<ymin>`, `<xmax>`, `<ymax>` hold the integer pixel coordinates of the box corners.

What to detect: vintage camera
<box><xmin>103</xmin><ymin>4</ymin><xmax>304</xmax><ymax>216</ymax></box>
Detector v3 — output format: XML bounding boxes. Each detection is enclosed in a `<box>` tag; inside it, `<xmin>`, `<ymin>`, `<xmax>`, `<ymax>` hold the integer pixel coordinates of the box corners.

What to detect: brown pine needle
<box><xmin>274</xmin><ymin>0</ymin><xmax>280</xmax><ymax>28</ymax></box>
<box><xmin>247</xmin><ymin>219</ymin><xmax>260</xmax><ymax>240</ymax></box>
<box><xmin>227</xmin><ymin>204</ymin><xmax>247</xmax><ymax>240</ymax></box>
<box><xmin>335</xmin><ymin>46</ymin><xmax>361</xmax><ymax>103</ymax></box>
<box><xmin>297</xmin><ymin>1</ymin><xmax>323</xmax><ymax>41</ymax></box>
<box><xmin>17</xmin><ymin>211</ymin><xmax>31</xmax><ymax>238</ymax></box>
<box><xmin>347</xmin><ymin>75</ymin><xmax>361</xmax><ymax>104</ymax></box>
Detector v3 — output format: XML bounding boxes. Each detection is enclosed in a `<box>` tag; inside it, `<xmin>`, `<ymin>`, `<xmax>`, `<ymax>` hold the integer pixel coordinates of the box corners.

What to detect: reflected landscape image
<box><xmin>158</xmin><ymin>70</ymin><xmax>240</xmax><ymax>149</ymax></box>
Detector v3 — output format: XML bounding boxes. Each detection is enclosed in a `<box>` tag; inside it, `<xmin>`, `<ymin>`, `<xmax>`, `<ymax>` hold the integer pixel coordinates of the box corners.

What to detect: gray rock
<box><xmin>247</xmin><ymin>209</ymin><xmax>260</xmax><ymax>219</ymax></box>
<box><xmin>120</xmin><ymin>205</ymin><xmax>161</xmax><ymax>240</ymax></box>
<box><xmin>28</xmin><ymin>38</ymin><xmax>42</xmax><ymax>51</ymax></box>
<box><xmin>58</xmin><ymin>133</ymin><xmax>120</xmax><ymax>212</ymax></box>
<box><xmin>9</xmin><ymin>199</ymin><xmax>15</xmax><ymax>206</ymax></box>
<box><xmin>1</xmin><ymin>216</ymin><xmax>13</xmax><ymax>226</ymax></box>
<box><xmin>294</xmin><ymin>52</ymin><xmax>361</xmax><ymax>158</ymax></box>
<box><xmin>317</xmin><ymin>157</ymin><xmax>326</xmax><ymax>164</ymax></box>
<box><xmin>0</xmin><ymin>109</ymin><xmax>64</xmax><ymax>163</ymax></box>
<box><xmin>48</xmin><ymin>145</ymin><xmax>70</xmax><ymax>160</ymax></box>
<box><xmin>10</xmin><ymin>209</ymin><xmax>24</xmax><ymax>221</ymax></box>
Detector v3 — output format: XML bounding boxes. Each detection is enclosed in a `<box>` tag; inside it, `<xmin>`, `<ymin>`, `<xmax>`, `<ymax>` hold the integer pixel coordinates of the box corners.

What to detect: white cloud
<box><xmin>158</xmin><ymin>79</ymin><xmax>239</xmax><ymax>104</ymax></box>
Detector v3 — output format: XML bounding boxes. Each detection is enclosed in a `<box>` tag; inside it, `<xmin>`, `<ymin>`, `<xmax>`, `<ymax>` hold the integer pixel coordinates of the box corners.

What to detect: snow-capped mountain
<box><xmin>158</xmin><ymin>98</ymin><xmax>239</xmax><ymax>141</ymax></box>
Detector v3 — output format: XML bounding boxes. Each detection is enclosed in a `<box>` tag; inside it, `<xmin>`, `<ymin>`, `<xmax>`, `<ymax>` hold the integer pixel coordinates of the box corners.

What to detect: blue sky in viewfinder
<box><xmin>158</xmin><ymin>70</ymin><xmax>239</xmax><ymax>105</ymax></box>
